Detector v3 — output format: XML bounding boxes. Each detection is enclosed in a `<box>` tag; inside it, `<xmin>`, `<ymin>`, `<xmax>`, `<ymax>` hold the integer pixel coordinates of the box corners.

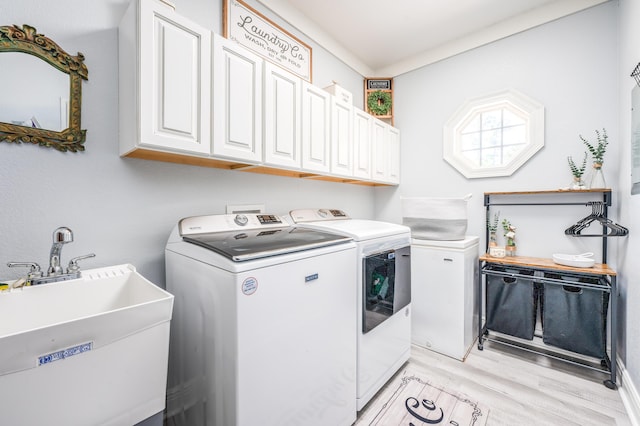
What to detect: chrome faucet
<box><xmin>7</xmin><ymin>226</ymin><xmax>95</xmax><ymax>286</ymax></box>
<box><xmin>48</xmin><ymin>227</ymin><xmax>74</xmax><ymax>276</ymax></box>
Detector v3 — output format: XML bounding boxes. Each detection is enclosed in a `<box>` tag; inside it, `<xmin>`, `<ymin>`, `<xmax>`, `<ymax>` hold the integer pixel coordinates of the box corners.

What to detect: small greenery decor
<box><xmin>567</xmin><ymin>152</ymin><xmax>587</xmax><ymax>179</ymax></box>
<box><xmin>487</xmin><ymin>211</ymin><xmax>500</xmax><ymax>233</ymax></box>
<box><xmin>502</xmin><ymin>219</ymin><xmax>516</xmax><ymax>246</ymax></box>
<box><xmin>367</xmin><ymin>90</ymin><xmax>392</xmax><ymax>115</ymax></box>
<box><xmin>580</xmin><ymin>128</ymin><xmax>608</xmax><ymax>164</ymax></box>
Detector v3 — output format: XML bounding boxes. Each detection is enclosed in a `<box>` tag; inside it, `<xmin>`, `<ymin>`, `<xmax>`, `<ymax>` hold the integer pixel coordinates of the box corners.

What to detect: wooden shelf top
<box><xmin>479</xmin><ymin>254</ymin><xmax>616</xmax><ymax>276</ymax></box>
<box><xmin>484</xmin><ymin>189</ymin><xmax>611</xmax><ymax>196</ymax></box>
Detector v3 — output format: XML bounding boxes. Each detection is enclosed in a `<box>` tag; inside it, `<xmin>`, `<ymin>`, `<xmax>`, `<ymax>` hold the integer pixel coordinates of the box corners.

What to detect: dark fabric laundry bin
<box><xmin>542</xmin><ymin>273</ymin><xmax>609</xmax><ymax>359</ymax></box>
<box><xmin>486</xmin><ymin>267</ymin><xmax>538</xmax><ymax>340</ymax></box>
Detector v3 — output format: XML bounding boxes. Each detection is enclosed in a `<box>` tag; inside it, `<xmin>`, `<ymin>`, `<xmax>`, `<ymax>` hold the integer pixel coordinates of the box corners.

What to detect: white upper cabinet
<box><xmin>387</xmin><ymin>125</ymin><xmax>401</xmax><ymax>184</ymax></box>
<box><xmin>371</xmin><ymin>118</ymin><xmax>388</xmax><ymax>181</ymax></box>
<box><xmin>212</xmin><ymin>34</ymin><xmax>263</xmax><ymax>163</ymax></box>
<box><xmin>352</xmin><ymin>108</ymin><xmax>372</xmax><ymax>179</ymax></box>
<box><xmin>301</xmin><ymin>82</ymin><xmax>331</xmax><ymax>173</ymax></box>
<box><xmin>263</xmin><ymin>62</ymin><xmax>301</xmax><ymax>169</ymax></box>
<box><xmin>119</xmin><ymin>0</ymin><xmax>211</xmax><ymax>156</ymax></box>
<box><xmin>371</xmin><ymin>118</ymin><xmax>401</xmax><ymax>184</ymax></box>
<box><xmin>330</xmin><ymin>98</ymin><xmax>353</xmax><ymax>177</ymax></box>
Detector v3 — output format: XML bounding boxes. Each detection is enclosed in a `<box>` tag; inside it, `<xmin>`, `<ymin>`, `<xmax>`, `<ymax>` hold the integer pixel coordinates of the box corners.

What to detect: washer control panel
<box><xmin>180</xmin><ymin>214</ymin><xmax>285</xmax><ymax>235</ymax></box>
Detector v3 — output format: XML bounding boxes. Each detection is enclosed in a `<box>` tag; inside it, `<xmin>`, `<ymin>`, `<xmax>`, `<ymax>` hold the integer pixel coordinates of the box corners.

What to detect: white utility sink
<box><xmin>0</xmin><ymin>264</ymin><xmax>174</xmax><ymax>426</ymax></box>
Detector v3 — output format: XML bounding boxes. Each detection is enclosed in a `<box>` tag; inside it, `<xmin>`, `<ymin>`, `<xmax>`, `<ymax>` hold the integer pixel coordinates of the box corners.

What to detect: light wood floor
<box><xmin>355</xmin><ymin>342</ymin><xmax>631</xmax><ymax>425</ymax></box>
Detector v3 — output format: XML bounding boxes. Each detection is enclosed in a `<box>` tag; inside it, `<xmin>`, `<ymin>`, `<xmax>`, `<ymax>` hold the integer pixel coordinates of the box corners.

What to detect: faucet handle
<box><xmin>7</xmin><ymin>262</ymin><xmax>43</xmax><ymax>278</ymax></box>
<box><xmin>67</xmin><ymin>253</ymin><xmax>96</xmax><ymax>273</ymax></box>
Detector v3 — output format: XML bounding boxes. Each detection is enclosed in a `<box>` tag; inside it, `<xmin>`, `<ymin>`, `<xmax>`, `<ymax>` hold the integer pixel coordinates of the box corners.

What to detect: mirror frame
<box><xmin>0</xmin><ymin>24</ymin><xmax>88</xmax><ymax>152</ymax></box>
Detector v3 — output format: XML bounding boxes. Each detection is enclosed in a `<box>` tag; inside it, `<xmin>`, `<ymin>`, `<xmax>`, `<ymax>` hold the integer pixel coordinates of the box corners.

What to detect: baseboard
<box><xmin>618</xmin><ymin>357</ymin><xmax>640</xmax><ymax>426</ymax></box>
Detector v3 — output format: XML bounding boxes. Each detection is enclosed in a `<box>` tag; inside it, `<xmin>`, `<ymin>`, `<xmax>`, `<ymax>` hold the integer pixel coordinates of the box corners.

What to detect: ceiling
<box><xmin>257</xmin><ymin>0</ymin><xmax>609</xmax><ymax>77</ymax></box>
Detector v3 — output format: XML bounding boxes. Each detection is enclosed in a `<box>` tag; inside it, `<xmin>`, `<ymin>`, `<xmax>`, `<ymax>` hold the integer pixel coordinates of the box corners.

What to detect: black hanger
<box><xmin>565</xmin><ymin>201</ymin><xmax>629</xmax><ymax>237</ymax></box>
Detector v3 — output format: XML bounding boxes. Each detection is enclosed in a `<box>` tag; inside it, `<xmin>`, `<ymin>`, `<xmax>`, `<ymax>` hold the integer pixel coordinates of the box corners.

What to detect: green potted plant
<box><xmin>567</xmin><ymin>152</ymin><xmax>587</xmax><ymax>189</ymax></box>
<box><xmin>502</xmin><ymin>219</ymin><xmax>517</xmax><ymax>256</ymax></box>
<box><xmin>580</xmin><ymin>128</ymin><xmax>608</xmax><ymax>188</ymax></box>
<box><xmin>486</xmin><ymin>211</ymin><xmax>500</xmax><ymax>247</ymax></box>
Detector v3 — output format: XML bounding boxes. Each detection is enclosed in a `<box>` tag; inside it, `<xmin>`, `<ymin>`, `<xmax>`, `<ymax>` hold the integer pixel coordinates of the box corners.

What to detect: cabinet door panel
<box><xmin>301</xmin><ymin>82</ymin><xmax>330</xmax><ymax>173</ymax></box>
<box><xmin>353</xmin><ymin>108</ymin><xmax>371</xmax><ymax>179</ymax></box>
<box><xmin>388</xmin><ymin>126</ymin><xmax>401</xmax><ymax>184</ymax></box>
<box><xmin>213</xmin><ymin>35</ymin><xmax>262</xmax><ymax>162</ymax></box>
<box><xmin>264</xmin><ymin>63</ymin><xmax>301</xmax><ymax>168</ymax></box>
<box><xmin>371</xmin><ymin>118</ymin><xmax>387</xmax><ymax>181</ymax></box>
<box><xmin>138</xmin><ymin>0</ymin><xmax>211</xmax><ymax>154</ymax></box>
<box><xmin>330</xmin><ymin>99</ymin><xmax>353</xmax><ymax>176</ymax></box>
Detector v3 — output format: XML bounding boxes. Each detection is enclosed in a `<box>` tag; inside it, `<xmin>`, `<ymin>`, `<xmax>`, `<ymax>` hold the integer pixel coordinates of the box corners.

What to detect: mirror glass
<box><xmin>0</xmin><ymin>52</ymin><xmax>69</xmax><ymax>131</ymax></box>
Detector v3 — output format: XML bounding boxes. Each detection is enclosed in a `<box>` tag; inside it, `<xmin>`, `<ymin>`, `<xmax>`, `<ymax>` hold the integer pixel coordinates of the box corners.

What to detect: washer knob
<box><xmin>234</xmin><ymin>214</ymin><xmax>249</xmax><ymax>226</ymax></box>
<box><xmin>318</xmin><ymin>209</ymin><xmax>329</xmax><ymax>218</ymax></box>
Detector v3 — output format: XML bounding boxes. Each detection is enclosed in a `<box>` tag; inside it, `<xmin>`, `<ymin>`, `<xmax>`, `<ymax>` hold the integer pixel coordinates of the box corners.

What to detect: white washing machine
<box><xmin>289</xmin><ymin>209</ymin><xmax>411</xmax><ymax>411</ymax></box>
<box><xmin>411</xmin><ymin>236</ymin><xmax>479</xmax><ymax>361</ymax></box>
<box><xmin>164</xmin><ymin>213</ymin><xmax>357</xmax><ymax>426</ymax></box>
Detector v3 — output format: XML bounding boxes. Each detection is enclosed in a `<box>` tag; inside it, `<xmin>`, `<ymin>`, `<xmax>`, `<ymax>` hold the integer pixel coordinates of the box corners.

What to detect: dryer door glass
<box><xmin>363</xmin><ymin>246</ymin><xmax>411</xmax><ymax>333</ymax></box>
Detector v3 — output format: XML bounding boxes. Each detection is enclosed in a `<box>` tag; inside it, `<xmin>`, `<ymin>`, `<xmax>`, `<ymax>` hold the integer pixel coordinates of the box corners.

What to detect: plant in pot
<box><xmin>502</xmin><ymin>219</ymin><xmax>517</xmax><ymax>256</ymax></box>
<box><xmin>567</xmin><ymin>152</ymin><xmax>587</xmax><ymax>189</ymax></box>
<box><xmin>580</xmin><ymin>128</ymin><xmax>608</xmax><ymax>189</ymax></box>
<box><xmin>486</xmin><ymin>211</ymin><xmax>500</xmax><ymax>248</ymax></box>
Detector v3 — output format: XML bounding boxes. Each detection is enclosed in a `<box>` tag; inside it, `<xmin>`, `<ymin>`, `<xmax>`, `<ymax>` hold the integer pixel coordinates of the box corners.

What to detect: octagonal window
<box><xmin>443</xmin><ymin>89</ymin><xmax>545</xmax><ymax>178</ymax></box>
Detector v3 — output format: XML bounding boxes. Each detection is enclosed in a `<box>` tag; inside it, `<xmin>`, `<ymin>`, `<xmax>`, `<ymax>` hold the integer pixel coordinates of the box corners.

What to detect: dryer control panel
<box><xmin>290</xmin><ymin>209</ymin><xmax>350</xmax><ymax>223</ymax></box>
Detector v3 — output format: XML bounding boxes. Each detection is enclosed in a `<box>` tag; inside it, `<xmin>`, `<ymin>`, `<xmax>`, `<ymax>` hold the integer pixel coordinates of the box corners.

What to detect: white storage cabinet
<box><xmin>352</xmin><ymin>107</ymin><xmax>372</xmax><ymax>179</ymax></box>
<box><xmin>263</xmin><ymin>62</ymin><xmax>302</xmax><ymax>169</ymax></box>
<box><xmin>212</xmin><ymin>34</ymin><xmax>263</xmax><ymax>163</ymax></box>
<box><xmin>301</xmin><ymin>81</ymin><xmax>331</xmax><ymax>173</ymax></box>
<box><xmin>119</xmin><ymin>0</ymin><xmax>211</xmax><ymax>156</ymax></box>
<box><xmin>329</xmin><ymin>97</ymin><xmax>353</xmax><ymax>177</ymax></box>
<box><xmin>411</xmin><ymin>236</ymin><xmax>479</xmax><ymax>360</ymax></box>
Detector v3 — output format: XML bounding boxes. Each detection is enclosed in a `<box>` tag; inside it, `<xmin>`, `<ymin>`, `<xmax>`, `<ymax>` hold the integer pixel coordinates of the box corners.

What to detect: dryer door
<box><xmin>363</xmin><ymin>245</ymin><xmax>411</xmax><ymax>333</ymax></box>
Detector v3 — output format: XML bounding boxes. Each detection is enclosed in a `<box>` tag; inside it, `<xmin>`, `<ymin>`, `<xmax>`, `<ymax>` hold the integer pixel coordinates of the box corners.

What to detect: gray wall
<box><xmin>619</xmin><ymin>0</ymin><xmax>640</xmax><ymax>394</ymax></box>
<box><xmin>375</xmin><ymin>0</ymin><xmax>638</xmax><ymax>397</ymax></box>
<box><xmin>0</xmin><ymin>0</ymin><xmax>375</xmax><ymax>287</ymax></box>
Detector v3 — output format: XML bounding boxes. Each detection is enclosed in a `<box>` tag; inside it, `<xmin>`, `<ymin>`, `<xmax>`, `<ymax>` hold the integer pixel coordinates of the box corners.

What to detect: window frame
<box><xmin>443</xmin><ymin>89</ymin><xmax>545</xmax><ymax>178</ymax></box>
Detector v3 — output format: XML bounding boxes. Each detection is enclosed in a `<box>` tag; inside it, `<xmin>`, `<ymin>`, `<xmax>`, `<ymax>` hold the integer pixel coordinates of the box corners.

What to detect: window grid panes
<box><xmin>459</xmin><ymin>108</ymin><xmax>526</xmax><ymax>168</ymax></box>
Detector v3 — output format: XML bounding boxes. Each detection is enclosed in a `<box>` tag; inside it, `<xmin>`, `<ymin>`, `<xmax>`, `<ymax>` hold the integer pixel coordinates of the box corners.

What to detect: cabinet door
<box><xmin>387</xmin><ymin>126</ymin><xmax>401</xmax><ymax>184</ymax></box>
<box><xmin>371</xmin><ymin>118</ymin><xmax>388</xmax><ymax>181</ymax></box>
<box><xmin>137</xmin><ymin>0</ymin><xmax>211</xmax><ymax>154</ymax></box>
<box><xmin>212</xmin><ymin>35</ymin><xmax>262</xmax><ymax>163</ymax></box>
<box><xmin>330</xmin><ymin>98</ymin><xmax>353</xmax><ymax>177</ymax></box>
<box><xmin>352</xmin><ymin>108</ymin><xmax>372</xmax><ymax>179</ymax></box>
<box><xmin>411</xmin><ymin>247</ymin><xmax>467</xmax><ymax>359</ymax></box>
<box><xmin>263</xmin><ymin>62</ymin><xmax>301</xmax><ymax>169</ymax></box>
<box><xmin>371</xmin><ymin>118</ymin><xmax>401</xmax><ymax>184</ymax></box>
<box><xmin>301</xmin><ymin>82</ymin><xmax>331</xmax><ymax>173</ymax></box>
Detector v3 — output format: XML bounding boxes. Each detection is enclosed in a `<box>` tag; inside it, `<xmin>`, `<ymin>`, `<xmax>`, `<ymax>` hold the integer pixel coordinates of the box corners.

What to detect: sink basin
<box><xmin>0</xmin><ymin>264</ymin><xmax>174</xmax><ymax>425</ymax></box>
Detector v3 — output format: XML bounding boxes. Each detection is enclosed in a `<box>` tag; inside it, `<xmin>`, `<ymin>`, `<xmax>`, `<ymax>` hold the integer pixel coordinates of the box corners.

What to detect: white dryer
<box><xmin>289</xmin><ymin>209</ymin><xmax>411</xmax><ymax>411</ymax></box>
<box><xmin>165</xmin><ymin>213</ymin><xmax>357</xmax><ymax>426</ymax></box>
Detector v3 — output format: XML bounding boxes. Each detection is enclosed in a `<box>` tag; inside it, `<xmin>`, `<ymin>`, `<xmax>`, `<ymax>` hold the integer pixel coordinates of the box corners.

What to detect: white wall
<box><xmin>0</xmin><ymin>0</ymin><xmax>375</xmax><ymax>287</ymax></box>
<box><xmin>618</xmin><ymin>0</ymin><xmax>640</xmax><ymax>392</ymax></box>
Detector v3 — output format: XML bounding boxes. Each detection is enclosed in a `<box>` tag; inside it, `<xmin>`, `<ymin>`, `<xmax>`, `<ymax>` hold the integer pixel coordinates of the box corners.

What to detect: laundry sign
<box><xmin>224</xmin><ymin>0</ymin><xmax>312</xmax><ymax>82</ymax></box>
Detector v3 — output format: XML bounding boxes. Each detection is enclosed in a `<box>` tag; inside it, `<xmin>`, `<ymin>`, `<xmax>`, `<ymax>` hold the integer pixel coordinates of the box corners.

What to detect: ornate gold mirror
<box><xmin>0</xmin><ymin>25</ymin><xmax>88</xmax><ymax>152</ymax></box>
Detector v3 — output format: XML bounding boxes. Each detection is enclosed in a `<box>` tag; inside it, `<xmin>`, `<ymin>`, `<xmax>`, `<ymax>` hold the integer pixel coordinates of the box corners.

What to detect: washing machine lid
<box><xmin>179</xmin><ymin>214</ymin><xmax>351</xmax><ymax>261</ymax></box>
<box><xmin>289</xmin><ymin>209</ymin><xmax>409</xmax><ymax>241</ymax></box>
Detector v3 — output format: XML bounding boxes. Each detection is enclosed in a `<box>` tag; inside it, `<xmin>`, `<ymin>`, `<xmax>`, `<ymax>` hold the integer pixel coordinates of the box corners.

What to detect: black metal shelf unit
<box><xmin>477</xmin><ymin>189</ymin><xmax>618</xmax><ymax>389</ymax></box>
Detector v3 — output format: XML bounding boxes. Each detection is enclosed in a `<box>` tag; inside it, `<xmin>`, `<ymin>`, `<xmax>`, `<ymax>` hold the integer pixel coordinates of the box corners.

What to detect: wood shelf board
<box><xmin>485</xmin><ymin>189</ymin><xmax>611</xmax><ymax>196</ymax></box>
<box><xmin>123</xmin><ymin>148</ymin><xmax>396</xmax><ymax>186</ymax></box>
<box><xmin>479</xmin><ymin>254</ymin><xmax>616</xmax><ymax>276</ymax></box>
<box><xmin>124</xmin><ymin>148</ymin><xmax>252</xmax><ymax>170</ymax></box>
